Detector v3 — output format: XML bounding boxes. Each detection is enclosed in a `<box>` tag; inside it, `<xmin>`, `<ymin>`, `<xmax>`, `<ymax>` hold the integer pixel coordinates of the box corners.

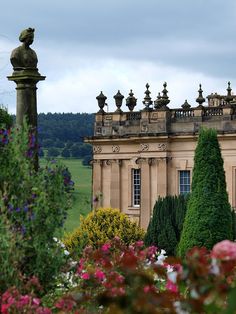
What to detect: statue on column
<box><xmin>8</xmin><ymin>28</ymin><xmax>46</xmax><ymax>170</ymax></box>
<box><xmin>10</xmin><ymin>27</ymin><xmax>38</xmax><ymax>71</ymax></box>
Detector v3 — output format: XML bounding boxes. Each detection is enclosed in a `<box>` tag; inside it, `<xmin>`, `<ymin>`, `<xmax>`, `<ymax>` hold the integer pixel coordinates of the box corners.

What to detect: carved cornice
<box><xmin>140</xmin><ymin>143</ymin><xmax>149</xmax><ymax>151</ymax></box>
<box><xmin>93</xmin><ymin>145</ymin><xmax>102</xmax><ymax>154</ymax></box>
<box><xmin>157</xmin><ymin>143</ymin><xmax>167</xmax><ymax>151</ymax></box>
<box><xmin>112</xmin><ymin>145</ymin><xmax>120</xmax><ymax>153</ymax></box>
<box><xmin>102</xmin><ymin>159</ymin><xmax>122</xmax><ymax>166</ymax></box>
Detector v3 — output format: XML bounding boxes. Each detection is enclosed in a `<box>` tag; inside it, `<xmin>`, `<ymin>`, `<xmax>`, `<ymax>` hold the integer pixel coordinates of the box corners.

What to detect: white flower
<box><xmin>210</xmin><ymin>258</ymin><xmax>220</xmax><ymax>275</ymax></box>
<box><xmin>156</xmin><ymin>251</ymin><xmax>167</xmax><ymax>265</ymax></box>
<box><xmin>174</xmin><ymin>301</ymin><xmax>189</xmax><ymax>314</ymax></box>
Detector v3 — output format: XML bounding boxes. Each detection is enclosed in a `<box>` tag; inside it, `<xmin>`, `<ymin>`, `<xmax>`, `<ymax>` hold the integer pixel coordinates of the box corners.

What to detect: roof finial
<box><xmin>114</xmin><ymin>90</ymin><xmax>124</xmax><ymax>113</ymax></box>
<box><xmin>196</xmin><ymin>83</ymin><xmax>205</xmax><ymax>105</ymax></box>
<box><xmin>96</xmin><ymin>91</ymin><xmax>107</xmax><ymax>113</ymax></box>
<box><xmin>126</xmin><ymin>89</ymin><xmax>137</xmax><ymax>111</ymax></box>
<box><xmin>225</xmin><ymin>81</ymin><xmax>233</xmax><ymax>103</ymax></box>
<box><xmin>182</xmin><ymin>100</ymin><xmax>191</xmax><ymax>109</ymax></box>
<box><xmin>161</xmin><ymin>82</ymin><xmax>170</xmax><ymax>107</ymax></box>
<box><xmin>142</xmin><ymin>83</ymin><xmax>153</xmax><ymax>111</ymax></box>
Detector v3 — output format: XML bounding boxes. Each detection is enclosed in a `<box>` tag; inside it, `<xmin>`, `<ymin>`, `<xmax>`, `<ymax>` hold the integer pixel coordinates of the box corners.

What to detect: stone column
<box><xmin>157</xmin><ymin>157</ymin><xmax>168</xmax><ymax>197</ymax></box>
<box><xmin>8</xmin><ymin>72</ymin><xmax>45</xmax><ymax>127</ymax></box>
<box><xmin>8</xmin><ymin>72</ymin><xmax>45</xmax><ymax>170</ymax></box>
<box><xmin>93</xmin><ymin>159</ymin><xmax>103</xmax><ymax>206</ymax></box>
<box><xmin>110</xmin><ymin>159</ymin><xmax>121</xmax><ymax>209</ymax></box>
<box><xmin>139</xmin><ymin>158</ymin><xmax>151</xmax><ymax>229</ymax></box>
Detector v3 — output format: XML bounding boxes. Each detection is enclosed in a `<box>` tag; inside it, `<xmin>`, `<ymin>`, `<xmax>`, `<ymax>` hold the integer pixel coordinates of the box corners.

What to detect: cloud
<box><xmin>37</xmin><ymin>56</ymin><xmax>228</xmax><ymax>114</ymax></box>
<box><xmin>1</xmin><ymin>0</ymin><xmax>236</xmax><ymax>113</ymax></box>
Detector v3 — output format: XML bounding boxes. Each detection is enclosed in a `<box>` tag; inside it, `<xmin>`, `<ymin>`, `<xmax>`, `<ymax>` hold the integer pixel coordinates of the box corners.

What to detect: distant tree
<box><xmin>145</xmin><ymin>195</ymin><xmax>188</xmax><ymax>256</ymax></box>
<box><xmin>55</xmin><ymin>140</ymin><xmax>65</xmax><ymax>148</ymax></box>
<box><xmin>70</xmin><ymin>144</ymin><xmax>81</xmax><ymax>158</ymax></box>
<box><xmin>38</xmin><ymin>148</ymin><xmax>44</xmax><ymax>158</ymax></box>
<box><xmin>61</xmin><ymin>148</ymin><xmax>71</xmax><ymax>158</ymax></box>
<box><xmin>47</xmin><ymin>147</ymin><xmax>60</xmax><ymax>158</ymax></box>
<box><xmin>42</xmin><ymin>138</ymin><xmax>54</xmax><ymax>148</ymax></box>
<box><xmin>82</xmin><ymin>155</ymin><xmax>92</xmax><ymax>166</ymax></box>
<box><xmin>65</xmin><ymin>141</ymin><xmax>74</xmax><ymax>149</ymax></box>
<box><xmin>178</xmin><ymin>128</ymin><xmax>233</xmax><ymax>258</ymax></box>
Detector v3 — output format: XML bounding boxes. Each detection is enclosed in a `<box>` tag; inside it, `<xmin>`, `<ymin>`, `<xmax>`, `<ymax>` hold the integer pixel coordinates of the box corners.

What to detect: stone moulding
<box><xmin>112</xmin><ymin>145</ymin><xmax>120</xmax><ymax>153</ymax></box>
<box><xmin>93</xmin><ymin>145</ymin><xmax>102</xmax><ymax>153</ymax></box>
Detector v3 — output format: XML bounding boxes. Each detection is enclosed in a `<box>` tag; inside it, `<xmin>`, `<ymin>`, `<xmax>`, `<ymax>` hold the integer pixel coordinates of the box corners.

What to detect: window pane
<box><xmin>132</xmin><ymin>169</ymin><xmax>141</xmax><ymax>206</ymax></box>
<box><xmin>179</xmin><ymin>170</ymin><xmax>190</xmax><ymax>195</ymax></box>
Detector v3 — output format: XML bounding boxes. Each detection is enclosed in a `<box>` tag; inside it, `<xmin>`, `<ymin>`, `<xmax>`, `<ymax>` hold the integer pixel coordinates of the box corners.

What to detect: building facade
<box><xmin>86</xmin><ymin>83</ymin><xmax>236</xmax><ymax>229</ymax></box>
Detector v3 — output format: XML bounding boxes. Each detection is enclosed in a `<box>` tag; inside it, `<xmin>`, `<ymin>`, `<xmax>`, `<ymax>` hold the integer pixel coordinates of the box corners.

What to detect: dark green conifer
<box><xmin>145</xmin><ymin>195</ymin><xmax>188</xmax><ymax>255</ymax></box>
<box><xmin>178</xmin><ymin>128</ymin><xmax>233</xmax><ymax>257</ymax></box>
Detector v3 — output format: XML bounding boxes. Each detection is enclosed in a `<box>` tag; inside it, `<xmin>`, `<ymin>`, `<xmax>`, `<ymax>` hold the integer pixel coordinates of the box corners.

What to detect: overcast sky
<box><xmin>1</xmin><ymin>0</ymin><xmax>236</xmax><ymax>114</ymax></box>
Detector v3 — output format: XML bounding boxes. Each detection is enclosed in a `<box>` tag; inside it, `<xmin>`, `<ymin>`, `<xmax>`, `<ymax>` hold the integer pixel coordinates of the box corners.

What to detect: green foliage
<box><xmin>63</xmin><ymin>207</ymin><xmax>145</xmax><ymax>256</ymax></box>
<box><xmin>0</xmin><ymin>106</ymin><xmax>13</xmax><ymax>128</ymax></box>
<box><xmin>232</xmin><ymin>209</ymin><xmax>236</xmax><ymax>240</ymax></box>
<box><xmin>145</xmin><ymin>195</ymin><xmax>188</xmax><ymax>255</ymax></box>
<box><xmin>38</xmin><ymin>112</ymin><xmax>94</xmax><ymax>144</ymax></box>
<box><xmin>178</xmin><ymin>128</ymin><xmax>233</xmax><ymax>257</ymax></box>
<box><xmin>47</xmin><ymin>146</ymin><xmax>60</xmax><ymax>157</ymax></box>
<box><xmin>0</xmin><ymin>124</ymin><xmax>71</xmax><ymax>292</ymax></box>
<box><xmin>61</xmin><ymin>148</ymin><xmax>71</xmax><ymax>158</ymax></box>
<box><xmin>38</xmin><ymin>113</ymin><xmax>94</xmax><ymax>163</ymax></box>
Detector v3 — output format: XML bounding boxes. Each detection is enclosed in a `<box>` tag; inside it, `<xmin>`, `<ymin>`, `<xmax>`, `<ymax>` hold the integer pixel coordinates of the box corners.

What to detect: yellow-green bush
<box><xmin>63</xmin><ymin>207</ymin><xmax>145</xmax><ymax>255</ymax></box>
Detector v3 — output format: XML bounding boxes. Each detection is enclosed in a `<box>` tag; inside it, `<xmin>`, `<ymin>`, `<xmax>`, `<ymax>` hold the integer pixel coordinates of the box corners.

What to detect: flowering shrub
<box><xmin>1</xmin><ymin>287</ymin><xmax>51</xmax><ymax>314</ymax></box>
<box><xmin>56</xmin><ymin>237</ymin><xmax>176</xmax><ymax>313</ymax></box>
<box><xmin>63</xmin><ymin>207</ymin><xmax>145</xmax><ymax>256</ymax></box>
<box><xmin>0</xmin><ymin>125</ymin><xmax>71</xmax><ymax>293</ymax></box>
<box><xmin>50</xmin><ymin>238</ymin><xmax>236</xmax><ymax>313</ymax></box>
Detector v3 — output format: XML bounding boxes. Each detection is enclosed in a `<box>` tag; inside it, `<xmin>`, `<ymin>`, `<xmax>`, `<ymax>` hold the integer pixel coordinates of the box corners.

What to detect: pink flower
<box><xmin>101</xmin><ymin>243</ymin><xmax>111</xmax><ymax>253</ymax></box>
<box><xmin>81</xmin><ymin>272</ymin><xmax>90</xmax><ymax>280</ymax></box>
<box><xmin>1</xmin><ymin>304</ymin><xmax>11</xmax><ymax>314</ymax></box>
<box><xmin>16</xmin><ymin>295</ymin><xmax>30</xmax><ymax>308</ymax></box>
<box><xmin>33</xmin><ymin>297</ymin><xmax>41</xmax><ymax>306</ymax></box>
<box><xmin>94</xmin><ymin>269</ymin><xmax>106</xmax><ymax>281</ymax></box>
<box><xmin>211</xmin><ymin>240</ymin><xmax>236</xmax><ymax>261</ymax></box>
<box><xmin>135</xmin><ymin>240</ymin><xmax>144</xmax><ymax>247</ymax></box>
<box><xmin>166</xmin><ymin>279</ymin><xmax>178</xmax><ymax>293</ymax></box>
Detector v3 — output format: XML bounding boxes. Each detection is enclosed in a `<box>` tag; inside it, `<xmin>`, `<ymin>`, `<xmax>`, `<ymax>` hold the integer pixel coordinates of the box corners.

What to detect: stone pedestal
<box><xmin>8</xmin><ymin>70</ymin><xmax>45</xmax><ymax>127</ymax></box>
<box><xmin>8</xmin><ymin>70</ymin><xmax>46</xmax><ymax>170</ymax></box>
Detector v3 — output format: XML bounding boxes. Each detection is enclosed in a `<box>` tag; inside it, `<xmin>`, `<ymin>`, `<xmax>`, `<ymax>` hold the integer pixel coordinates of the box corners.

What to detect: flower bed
<box><xmin>2</xmin><ymin>238</ymin><xmax>235</xmax><ymax>313</ymax></box>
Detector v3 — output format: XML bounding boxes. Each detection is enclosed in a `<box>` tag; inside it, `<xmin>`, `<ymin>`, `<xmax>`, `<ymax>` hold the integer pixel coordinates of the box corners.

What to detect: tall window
<box><xmin>179</xmin><ymin>170</ymin><xmax>190</xmax><ymax>195</ymax></box>
<box><xmin>132</xmin><ymin>168</ymin><xmax>141</xmax><ymax>206</ymax></box>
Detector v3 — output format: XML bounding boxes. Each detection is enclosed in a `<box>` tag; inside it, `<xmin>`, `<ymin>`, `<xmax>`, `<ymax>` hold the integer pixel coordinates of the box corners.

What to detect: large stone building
<box><xmin>86</xmin><ymin>82</ymin><xmax>236</xmax><ymax>229</ymax></box>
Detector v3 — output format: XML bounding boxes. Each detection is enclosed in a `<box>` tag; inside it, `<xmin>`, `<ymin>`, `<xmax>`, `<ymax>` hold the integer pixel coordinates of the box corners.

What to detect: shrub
<box><xmin>145</xmin><ymin>195</ymin><xmax>188</xmax><ymax>255</ymax></box>
<box><xmin>63</xmin><ymin>207</ymin><xmax>145</xmax><ymax>255</ymax></box>
<box><xmin>0</xmin><ymin>124</ymin><xmax>71</xmax><ymax>292</ymax></box>
<box><xmin>178</xmin><ymin>128</ymin><xmax>233</xmax><ymax>257</ymax></box>
<box><xmin>0</xmin><ymin>106</ymin><xmax>13</xmax><ymax>128</ymax></box>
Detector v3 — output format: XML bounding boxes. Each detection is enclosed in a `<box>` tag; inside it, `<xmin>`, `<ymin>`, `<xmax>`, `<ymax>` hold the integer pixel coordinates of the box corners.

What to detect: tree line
<box><xmin>37</xmin><ymin>113</ymin><xmax>94</xmax><ymax>165</ymax></box>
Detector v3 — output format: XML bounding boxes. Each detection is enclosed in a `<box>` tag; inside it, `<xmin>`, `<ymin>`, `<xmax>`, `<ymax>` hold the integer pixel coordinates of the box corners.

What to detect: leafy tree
<box><xmin>47</xmin><ymin>147</ymin><xmax>60</xmax><ymax>158</ymax></box>
<box><xmin>61</xmin><ymin>148</ymin><xmax>71</xmax><ymax>158</ymax></box>
<box><xmin>42</xmin><ymin>138</ymin><xmax>55</xmax><ymax>148</ymax></box>
<box><xmin>178</xmin><ymin>128</ymin><xmax>233</xmax><ymax>257</ymax></box>
<box><xmin>70</xmin><ymin>143</ymin><xmax>81</xmax><ymax>158</ymax></box>
<box><xmin>145</xmin><ymin>195</ymin><xmax>188</xmax><ymax>256</ymax></box>
<box><xmin>55</xmin><ymin>140</ymin><xmax>65</xmax><ymax>148</ymax></box>
<box><xmin>0</xmin><ymin>106</ymin><xmax>13</xmax><ymax>128</ymax></box>
<box><xmin>82</xmin><ymin>155</ymin><xmax>92</xmax><ymax>166</ymax></box>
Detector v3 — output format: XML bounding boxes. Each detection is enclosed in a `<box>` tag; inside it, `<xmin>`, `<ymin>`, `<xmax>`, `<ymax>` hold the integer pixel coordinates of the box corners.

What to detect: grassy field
<box><xmin>40</xmin><ymin>158</ymin><xmax>92</xmax><ymax>233</ymax></box>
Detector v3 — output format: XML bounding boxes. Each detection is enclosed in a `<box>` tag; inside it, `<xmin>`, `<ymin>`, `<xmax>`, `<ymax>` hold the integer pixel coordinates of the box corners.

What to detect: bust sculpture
<box><xmin>10</xmin><ymin>27</ymin><xmax>38</xmax><ymax>70</ymax></box>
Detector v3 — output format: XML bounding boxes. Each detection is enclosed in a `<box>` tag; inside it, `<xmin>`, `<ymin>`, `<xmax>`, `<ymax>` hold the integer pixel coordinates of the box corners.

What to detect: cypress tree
<box><xmin>178</xmin><ymin>128</ymin><xmax>233</xmax><ymax>257</ymax></box>
<box><xmin>145</xmin><ymin>195</ymin><xmax>188</xmax><ymax>255</ymax></box>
